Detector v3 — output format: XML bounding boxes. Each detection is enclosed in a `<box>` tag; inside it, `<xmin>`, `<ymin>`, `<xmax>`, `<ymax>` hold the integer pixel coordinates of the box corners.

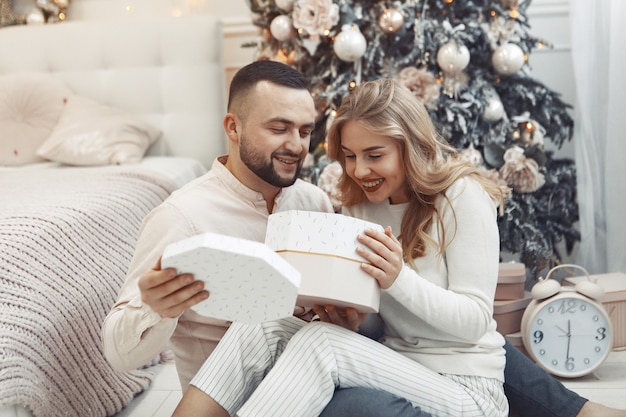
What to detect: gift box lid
<box><xmin>161</xmin><ymin>232</ymin><xmax>301</xmax><ymax>324</ymax></box>
<box><xmin>493</xmin><ymin>291</ymin><xmax>532</xmax><ymax>314</ymax></box>
<box><xmin>266</xmin><ymin>210</ymin><xmax>384</xmax><ymax>262</ymax></box>
<box><xmin>564</xmin><ymin>272</ymin><xmax>626</xmax><ymax>303</ymax></box>
<box><xmin>498</xmin><ymin>262</ymin><xmax>526</xmax><ymax>284</ymax></box>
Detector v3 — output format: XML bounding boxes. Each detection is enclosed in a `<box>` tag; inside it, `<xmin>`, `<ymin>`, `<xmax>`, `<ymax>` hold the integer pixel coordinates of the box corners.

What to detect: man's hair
<box><xmin>227</xmin><ymin>60</ymin><xmax>310</xmax><ymax>111</ymax></box>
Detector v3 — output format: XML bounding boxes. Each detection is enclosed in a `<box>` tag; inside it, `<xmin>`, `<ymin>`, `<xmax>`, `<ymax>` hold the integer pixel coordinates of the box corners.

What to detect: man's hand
<box><xmin>313</xmin><ymin>304</ymin><xmax>368</xmax><ymax>332</ymax></box>
<box><xmin>138</xmin><ymin>257</ymin><xmax>209</xmax><ymax>318</ymax></box>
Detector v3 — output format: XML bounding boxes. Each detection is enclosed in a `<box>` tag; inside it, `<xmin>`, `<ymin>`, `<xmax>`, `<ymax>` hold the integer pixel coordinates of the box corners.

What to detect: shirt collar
<box><xmin>212</xmin><ymin>155</ymin><xmax>285</xmax><ymax>208</ymax></box>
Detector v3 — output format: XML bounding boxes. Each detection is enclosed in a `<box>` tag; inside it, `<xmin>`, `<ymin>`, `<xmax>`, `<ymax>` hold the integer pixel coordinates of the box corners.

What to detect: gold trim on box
<box><xmin>275</xmin><ymin>249</ymin><xmax>363</xmax><ymax>264</ymax></box>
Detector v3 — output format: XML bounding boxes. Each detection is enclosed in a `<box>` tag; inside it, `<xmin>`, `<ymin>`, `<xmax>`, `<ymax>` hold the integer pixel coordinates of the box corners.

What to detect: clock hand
<box><xmin>566</xmin><ymin>319</ymin><xmax>572</xmax><ymax>361</ymax></box>
<box><xmin>555</xmin><ymin>324</ymin><xmax>568</xmax><ymax>335</ymax></box>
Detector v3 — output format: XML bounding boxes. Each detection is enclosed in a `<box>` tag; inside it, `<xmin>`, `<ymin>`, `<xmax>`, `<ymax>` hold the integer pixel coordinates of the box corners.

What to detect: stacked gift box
<box><xmin>492</xmin><ymin>262</ymin><xmax>531</xmax><ymax>356</ymax></box>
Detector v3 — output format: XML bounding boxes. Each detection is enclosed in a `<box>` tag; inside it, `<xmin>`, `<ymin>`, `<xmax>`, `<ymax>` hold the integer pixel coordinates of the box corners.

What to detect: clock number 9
<box><xmin>596</xmin><ymin>327</ymin><xmax>607</xmax><ymax>341</ymax></box>
<box><xmin>533</xmin><ymin>330</ymin><xmax>543</xmax><ymax>344</ymax></box>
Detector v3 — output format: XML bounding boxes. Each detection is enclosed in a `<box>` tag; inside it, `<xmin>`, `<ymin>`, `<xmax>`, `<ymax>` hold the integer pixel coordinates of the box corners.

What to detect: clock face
<box><xmin>526</xmin><ymin>296</ymin><xmax>612</xmax><ymax>378</ymax></box>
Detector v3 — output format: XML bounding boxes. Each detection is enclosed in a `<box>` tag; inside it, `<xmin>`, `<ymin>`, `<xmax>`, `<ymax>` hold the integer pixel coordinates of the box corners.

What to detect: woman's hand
<box><xmin>313</xmin><ymin>304</ymin><xmax>367</xmax><ymax>332</ymax></box>
<box><xmin>356</xmin><ymin>226</ymin><xmax>403</xmax><ymax>289</ymax></box>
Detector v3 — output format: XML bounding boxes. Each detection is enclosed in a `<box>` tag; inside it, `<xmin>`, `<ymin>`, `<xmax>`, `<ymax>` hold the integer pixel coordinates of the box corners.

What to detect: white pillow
<box><xmin>0</xmin><ymin>73</ymin><xmax>72</xmax><ymax>166</ymax></box>
<box><xmin>37</xmin><ymin>95</ymin><xmax>162</xmax><ymax>165</ymax></box>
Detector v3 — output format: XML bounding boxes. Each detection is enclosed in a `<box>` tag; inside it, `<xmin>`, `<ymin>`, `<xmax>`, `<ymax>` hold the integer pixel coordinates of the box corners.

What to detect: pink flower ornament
<box><xmin>396</xmin><ymin>67</ymin><xmax>441</xmax><ymax>107</ymax></box>
<box><xmin>499</xmin><ymin>146</ymin><xmax>545</xmax><ymax>193</ymax></box>
<box><xmin>292</xmin><ymin>0</ymin><xmax>340</xmax><ymax>38</ymax></box>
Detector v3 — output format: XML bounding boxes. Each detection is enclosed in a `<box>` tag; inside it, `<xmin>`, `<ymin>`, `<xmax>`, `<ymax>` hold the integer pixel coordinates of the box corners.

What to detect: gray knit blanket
<box><xmin>0</xmin><ymin>166</ymin><xmax>176</xmax><ymax>417</ymax></box>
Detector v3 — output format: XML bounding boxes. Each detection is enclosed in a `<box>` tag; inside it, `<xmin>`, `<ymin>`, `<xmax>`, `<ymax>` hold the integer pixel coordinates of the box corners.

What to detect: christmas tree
<box><xmin>245</xmin><ymin>0</ymin><xmax>578</xmax><ymax>282</ymax></box>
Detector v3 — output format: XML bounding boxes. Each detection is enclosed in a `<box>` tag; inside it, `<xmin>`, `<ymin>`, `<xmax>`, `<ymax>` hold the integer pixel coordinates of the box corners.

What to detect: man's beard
<box><xmin>239</xmin><ymin>134</ymin><xmax>302</xmax><ymax>188</ymax></box>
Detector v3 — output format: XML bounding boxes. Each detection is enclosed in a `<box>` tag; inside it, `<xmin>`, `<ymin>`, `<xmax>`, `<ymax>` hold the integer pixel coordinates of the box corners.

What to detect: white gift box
<box><xmin>266</xmin><ymin>210</ymin><xmax>383</xmax><ymax>313</ymax></box>
<box><xmin>161</xmin><ymin>232</ymin><xmax>301</xmax><ymax>324</ymax></box>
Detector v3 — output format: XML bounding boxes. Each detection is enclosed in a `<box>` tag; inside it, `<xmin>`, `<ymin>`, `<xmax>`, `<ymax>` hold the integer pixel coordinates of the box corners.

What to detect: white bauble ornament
<box><xmin>492</xmin><ymin>43</ymin><xmax>525</xmax><ymax>75</ymax></box>
<box><xmin>275</xmin><ymin>0</ymin><xmax>295</xmax><ymax>12</ymax></box>
<box><xmin>270</xmin><ymin>15</ymin><xmax>296</xmax><ymax>42</ymax></box>
<box><xmin>378</xmin><ymin>8</ymin><xmax>404</xmax><ymax>34</ymax></box>
<box><xmin>436</xmin><ymin>41</ymin><xmax>470</xmax><ymax>75</ymax></box>
<box><xmin>333</xmin><ymin>25</ymin><xmax>367</xmax><ymax>62</ymax></box>
<box><xmin>483</xmin><ymin>97</ymin><xmax>505</xmax><ymax>122</ymax></box>
<box><xmin>26</xmin><ymin>7</ymin><xmax>46</xmax><ymax>24</ymax></box>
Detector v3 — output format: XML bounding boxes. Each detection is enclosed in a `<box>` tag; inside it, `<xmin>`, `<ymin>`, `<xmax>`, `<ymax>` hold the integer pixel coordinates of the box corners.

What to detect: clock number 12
<box><xmin>557</xmin><ymin>299</ymin><xmax>577</xmax><ymax>314</ymax></box>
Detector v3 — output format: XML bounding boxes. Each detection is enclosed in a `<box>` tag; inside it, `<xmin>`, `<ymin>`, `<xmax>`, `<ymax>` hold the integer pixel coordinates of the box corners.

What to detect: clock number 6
<box><xmin>533</xmin><ymin>330</ymin><xmax>543</xmax><ymax>344</ymax></box>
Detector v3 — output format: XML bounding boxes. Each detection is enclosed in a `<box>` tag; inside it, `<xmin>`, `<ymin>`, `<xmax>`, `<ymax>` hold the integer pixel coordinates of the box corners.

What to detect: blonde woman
<box><xmin>173</xmin><ymin>78</ymin><xmax>510</xmax><ymax>417</ymax></box>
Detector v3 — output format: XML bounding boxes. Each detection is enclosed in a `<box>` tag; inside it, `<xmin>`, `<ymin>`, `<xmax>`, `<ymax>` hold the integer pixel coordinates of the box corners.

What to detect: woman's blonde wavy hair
<box><xmin>327</xmin><ymin>78</ymin><xmax>510</xmax><ymax>263</ymax></box>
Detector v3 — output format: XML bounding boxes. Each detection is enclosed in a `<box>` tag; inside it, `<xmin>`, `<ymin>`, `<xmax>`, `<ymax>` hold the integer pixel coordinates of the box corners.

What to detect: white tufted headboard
<box><xmin>0</xmin><ymin>15</ymin><xmax>227</xmax><ymax>168</ymax></box>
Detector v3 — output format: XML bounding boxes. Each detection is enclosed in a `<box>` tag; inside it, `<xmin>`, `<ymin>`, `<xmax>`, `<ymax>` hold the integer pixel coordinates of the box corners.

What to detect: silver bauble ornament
<box><xmin>333</xmin><ymin>25</ymin><xmax>367</xmax><ymax>62</ymax></box>
<box><xmin>378</xmin><ymin>8</ymin><xmax>404</xmax><ymax>34</ymax></box>
<box><xmin>270</xmin><ymin>15</ymin><xmax>296</xmax><ymax>42</ymax></box>
<box><xmin>492</xmin><ymin>43</ymin><xmax>525</xmax><ymax>75</ymax></box>
<box><xmin>436</xmin><ymin>41</ymin><xmax>470</xmax><ymax>75</ymax></box>
<box><xmin>483</xmin><ymin>97</ymin><xmax>505</xmax><ymax>122</ymax></box>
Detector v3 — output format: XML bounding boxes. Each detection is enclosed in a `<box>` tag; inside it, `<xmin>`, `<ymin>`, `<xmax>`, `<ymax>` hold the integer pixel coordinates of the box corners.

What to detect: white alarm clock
<box><xmin>521</xmin><ymin>264</ymin><xmax>613</xmax><ymax>378</ymax></box>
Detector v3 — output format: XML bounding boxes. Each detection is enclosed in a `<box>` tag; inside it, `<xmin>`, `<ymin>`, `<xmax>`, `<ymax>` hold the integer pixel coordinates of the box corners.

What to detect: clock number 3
<box><xmin>597</xmin><ymin>327</ymin><xmax>607</xmax><ymax>341</ymax></box>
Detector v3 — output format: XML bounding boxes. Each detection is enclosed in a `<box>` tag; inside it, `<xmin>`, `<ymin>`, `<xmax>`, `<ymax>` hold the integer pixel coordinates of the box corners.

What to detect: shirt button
<box><xmin>256</xmin><ymin>194</ymin><xmax>264</xmax><ymax>201</ymax></box>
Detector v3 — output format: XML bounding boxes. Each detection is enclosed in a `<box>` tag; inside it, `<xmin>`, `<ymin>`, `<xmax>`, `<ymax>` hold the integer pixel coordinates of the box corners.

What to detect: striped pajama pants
<box><xmin>190</xmin><ymin>317</ymin><xmax>508</xmax><ymax>417</ymax></box>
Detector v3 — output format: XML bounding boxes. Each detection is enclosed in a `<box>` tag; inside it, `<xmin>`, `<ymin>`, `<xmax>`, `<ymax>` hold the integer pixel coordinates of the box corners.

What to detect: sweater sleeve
<box><xmin>384</xmin><ymin>178</ymin><xmax>501</xmax><ymax>343</ymax></box>
<box><xmin>101</xmin><ymin>201</ymin><xmax>193</xmax><ymax>371</ymax></box>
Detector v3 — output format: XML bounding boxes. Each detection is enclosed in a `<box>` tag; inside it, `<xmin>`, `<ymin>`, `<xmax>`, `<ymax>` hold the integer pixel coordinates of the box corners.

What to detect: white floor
<box><xmin>115</xmin><ymin>350</ymin><xmax>626</xmax><ymax>416</ymax></box>
<box><xmin>113</xmin><ymin>363</ymin><xmax>182</xmax><ymax>417</ymax></box>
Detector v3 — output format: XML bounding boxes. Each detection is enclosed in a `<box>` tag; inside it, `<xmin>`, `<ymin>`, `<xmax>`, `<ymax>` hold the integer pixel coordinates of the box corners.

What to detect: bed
<box><xmin>0</xmin><ymin>15</ymin><xmax>226</xmax><ymax>417</ymax></box>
